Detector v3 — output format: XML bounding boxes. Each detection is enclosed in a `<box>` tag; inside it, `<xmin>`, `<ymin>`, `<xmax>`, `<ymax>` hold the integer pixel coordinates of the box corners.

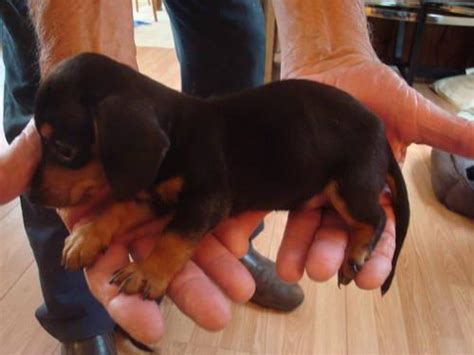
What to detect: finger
<box><xmin>375</xmin><ymin>65</ymin><xmax>474</xmax><ymax>155</ymax></box>
<box><xmin>85</xmin><ymin>243</ymin><xmax>164</xmax><ymax>344</ymax></box>
<box><xmin>415</xmin><ymin>98</ymin><xmax>474</xmax><ymax>157</ymax></box>
<box><xmin>214</xmin><ymin>211</ymin><xmax>268</xmax><ymax>257</ymax></box>
<box><xmin>0</xmin><ymin>119</ymin><xmax>41</xmax><ymax>204</ymax></box>
<box><xmin>276</xmin><ymin>208</ymin><xmax>321</xmax><ymax>282</ymax></box>
<box><xmin>193</xmin><ymin>234</ymin><xmax>256</xmax><ymax>303</ymax></box>
<box><xmin>126</xmin><ymin>228</ymin><xmax>235</xmax><ymax>331</ymax></box>
<box><xmin>167</xmin><ymin>260</ymin><xmax>232</xmax><ymax>331</ymax></box>
<box><xmin>354</xmin><ymin>205</ymin><xmax>396</xmax><ymax>289</ymax></box>
<box><xmin>305</xmin><ymin>209</ymin><xmax>349</xmax><ymax>281</ymax></box>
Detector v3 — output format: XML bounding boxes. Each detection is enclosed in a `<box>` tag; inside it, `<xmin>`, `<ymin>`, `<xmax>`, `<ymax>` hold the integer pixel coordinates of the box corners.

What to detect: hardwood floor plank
<box><xmin>450</xmin><ymin>285</ymin><xmax>474</xmax><ymax>355</ymax></box>
<box><xmin>0</xmin><ymin>204</ymin><xmax>34</xmax><ymax>299</ymax></box>
<box><xmin>373</xmin><ymin>284</ymin><xmax>410</xmax><ymax>354</ymax></box>
<box><xmin>346</xmin><ymin>287</ymin><xmax>380</xmax><ymax>354</ymax></box>
<box><xmin>311</xmin><ymin>280</ymin><xmax>347</xmax><ymax>355</ymax></box>
<box><xmin>0</xmin><ymin>198</ymin><xmax>20</xmax><ymax>221</ymax></box>
<box><xmin>0</xmin><ymin>264</ymin><xmax>57</xmax><ymax>354</ymax></box>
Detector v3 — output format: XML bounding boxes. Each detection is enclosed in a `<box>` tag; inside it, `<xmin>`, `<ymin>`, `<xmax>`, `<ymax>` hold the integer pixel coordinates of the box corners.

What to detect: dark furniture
<box><xmin>365</xmin><ymin>1</ymin><xmax>474</xmax><ymax>84</ymax></box>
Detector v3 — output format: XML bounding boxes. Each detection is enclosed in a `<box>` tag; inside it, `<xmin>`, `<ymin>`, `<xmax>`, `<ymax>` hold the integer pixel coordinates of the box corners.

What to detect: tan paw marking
<box><xmin>61</xmin><ymin>224</ymin><xmax>106</xmax><ymax>270</ymax></box>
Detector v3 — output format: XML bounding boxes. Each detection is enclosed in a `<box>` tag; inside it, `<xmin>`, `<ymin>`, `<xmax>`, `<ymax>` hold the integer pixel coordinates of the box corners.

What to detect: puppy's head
<box><xmin>29</xmin><ymin>53</ymin><xmax>170</xmax><ymax>207</ymax></box>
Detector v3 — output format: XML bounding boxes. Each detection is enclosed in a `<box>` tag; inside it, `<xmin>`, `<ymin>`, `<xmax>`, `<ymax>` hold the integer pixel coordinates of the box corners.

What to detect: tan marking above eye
<box><xmin>39</xmin><ymin>123</ymin><xmax>53</xmax><ymax>140</ymax></box>
<box><xmin>155</xmin><ymin>177</ymin><xmax>184</xmax><ymax>204</ymax></box>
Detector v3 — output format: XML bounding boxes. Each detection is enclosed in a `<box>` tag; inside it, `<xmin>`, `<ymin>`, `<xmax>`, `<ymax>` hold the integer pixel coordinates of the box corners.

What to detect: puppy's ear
<box><xmin>96</xmin><ymin>96</ymin><xmax>170</xmax><ymax>200</ymax></box>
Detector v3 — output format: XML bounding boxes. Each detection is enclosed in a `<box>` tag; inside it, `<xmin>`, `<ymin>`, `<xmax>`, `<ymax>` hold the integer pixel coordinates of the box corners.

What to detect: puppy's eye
<box><xmin>52</xmin><ymin>140</ymin><xmax>78</xmax><ymax>162</ymax></box>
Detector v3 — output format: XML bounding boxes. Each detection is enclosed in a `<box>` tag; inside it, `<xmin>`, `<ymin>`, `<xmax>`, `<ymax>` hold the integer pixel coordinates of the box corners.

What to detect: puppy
<box><xmin>29</xmin><ymin>53</ymin><xmax>409</xmax><ymax>299</ymax></box>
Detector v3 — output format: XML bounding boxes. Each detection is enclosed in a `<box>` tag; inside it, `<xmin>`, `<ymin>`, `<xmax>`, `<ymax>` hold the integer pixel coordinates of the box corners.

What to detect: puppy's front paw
<box><xmin>61</xmin><ymin>224</ymin><xmax>106</xmax><ymax>270</ymax></box>
<box><xmin>110</xmin><ymin>262</ymin><xmax>168</xmax><ymax>300</ymax></box>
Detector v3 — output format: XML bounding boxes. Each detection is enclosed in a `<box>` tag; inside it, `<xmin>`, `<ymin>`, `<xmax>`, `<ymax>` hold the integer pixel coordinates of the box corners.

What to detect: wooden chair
<box><xmin>262</xmin><ymin>0</ymin><xmax>277</xmax><ymax>83</ymax></box>
<box><xmin>135</xmin><ymin>0</ymin><xmax>162</xmax><ymax>22</ymax></box>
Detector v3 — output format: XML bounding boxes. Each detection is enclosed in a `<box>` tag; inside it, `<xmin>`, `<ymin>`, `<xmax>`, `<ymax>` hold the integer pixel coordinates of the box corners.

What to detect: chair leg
<box><xmin>263</xmin><ymin>0</ymin><xmax>276</xmax><ymax>83</ymax></box>
<box><xmin>151</xmin><ymin>0</ymin><xmax>158</xmax><ymax>22</ymax></box>
<box><xmin>405</xmin><ymin>5</ymin><xmax>428</xmax><ymax>86</ymax></box>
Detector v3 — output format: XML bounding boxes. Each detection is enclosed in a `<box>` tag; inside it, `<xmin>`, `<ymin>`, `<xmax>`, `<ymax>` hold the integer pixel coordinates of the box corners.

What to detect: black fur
<box><xmin>34</xmin><ymin>53</ymin><xmax>410</xmax><ymax>294</ymax></box>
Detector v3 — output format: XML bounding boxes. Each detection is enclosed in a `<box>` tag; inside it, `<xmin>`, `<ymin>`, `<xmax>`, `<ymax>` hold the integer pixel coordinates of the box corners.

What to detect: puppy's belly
<box><xmin>230</xmin><ymin>179</ymin><xmax>326</xmax><ymax>214</ymax></box>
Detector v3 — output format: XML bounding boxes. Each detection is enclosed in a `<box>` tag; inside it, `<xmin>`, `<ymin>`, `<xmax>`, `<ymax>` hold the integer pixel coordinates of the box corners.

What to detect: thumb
<box><xmin>0</xmin><ymin>120</ymin><xmax>41</xmax><ymax>204</ymax></box>
<box><xmin>412</xmin><ymin>95</ymin><xmax>474</xmax><ymax>158</ymax></box>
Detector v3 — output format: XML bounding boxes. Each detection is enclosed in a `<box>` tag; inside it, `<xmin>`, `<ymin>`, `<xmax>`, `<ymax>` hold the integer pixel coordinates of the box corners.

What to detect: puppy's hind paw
<box><xmin>337</xmin><ymin>257</ymin><xmax>366</xmax><ymax>288</ymax></box>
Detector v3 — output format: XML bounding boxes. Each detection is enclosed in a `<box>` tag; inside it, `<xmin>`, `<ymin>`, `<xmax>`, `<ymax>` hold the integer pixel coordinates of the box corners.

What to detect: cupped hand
<box><xmin>275</xmin><ymin>54</ymin><xmax>474</xmax><ymax>290</ymax></box>
<box><xmin>58</xmin><ymin>202</ymin><xmax>265</xmax><ymax>344</ymax></box>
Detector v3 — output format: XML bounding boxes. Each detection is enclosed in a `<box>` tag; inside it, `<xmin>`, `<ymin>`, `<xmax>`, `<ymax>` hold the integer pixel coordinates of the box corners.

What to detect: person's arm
<box><xmin>271</xmin><ymin>0</ymin><xmax>474</xmax><ymax>158</ymax></box>
<box><xmin>28</xmin><ymin>0</ymin><xmax>137</xmax><ymax>75</ymax></box>
<box><xmin>272</xmin><ymin>0</ymin><xmax>376</xmax><ymax>77</ymax></box>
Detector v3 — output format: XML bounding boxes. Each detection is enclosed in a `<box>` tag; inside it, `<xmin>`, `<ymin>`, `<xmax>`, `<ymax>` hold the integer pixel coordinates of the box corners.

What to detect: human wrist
<box><xmin>271</xmin><ymin>0</ymin><xmax>379</xmax><ymax>78</ymax></box>
<box><xmin>28</xmin><ymin>0</ymin><xmax>138</xmax><ymax>76</ymax></box>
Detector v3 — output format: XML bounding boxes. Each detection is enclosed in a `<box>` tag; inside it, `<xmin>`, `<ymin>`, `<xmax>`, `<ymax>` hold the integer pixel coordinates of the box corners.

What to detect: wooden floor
<box><xmin>0</xmin><ymin>47</ymin><xmax>473</xmax><ymax>355</ymax></box>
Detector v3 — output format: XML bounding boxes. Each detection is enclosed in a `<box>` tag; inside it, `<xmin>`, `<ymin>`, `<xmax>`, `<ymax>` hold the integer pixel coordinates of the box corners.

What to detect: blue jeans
<box><xmin>1</xmin><ymin>0</ymin><xmax>264</xmax><ymax>342</ymax></box>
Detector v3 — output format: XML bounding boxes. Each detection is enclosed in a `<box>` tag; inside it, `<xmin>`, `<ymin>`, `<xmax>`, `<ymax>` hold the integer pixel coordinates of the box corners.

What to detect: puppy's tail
<box><xmin>381</xmin><ymin>147</ymin><xmax>410</xmax><ymax>295</ymax></box>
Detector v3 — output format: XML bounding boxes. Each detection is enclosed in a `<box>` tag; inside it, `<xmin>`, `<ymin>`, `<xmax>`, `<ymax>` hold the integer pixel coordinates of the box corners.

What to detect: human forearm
<box><xmin>271</xmin><ymin>0</ymin><xmax>377</xmax><ymax>78</ymax></box>
<box><xmin>28</xmin><ymin>0</ymin><xmax>137</xmax><ymax>76</ymax></box>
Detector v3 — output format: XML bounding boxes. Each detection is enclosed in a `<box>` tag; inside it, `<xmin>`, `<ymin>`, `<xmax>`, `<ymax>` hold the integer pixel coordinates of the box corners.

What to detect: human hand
<box><xmin>272</xmin><ymin>0</ymin><xmax>474</xmax><ymax>290</ymax></box>
<box><xmin>275</xmin><ymin>58</ymin><xmax>473</xmax><ymax>290</ymax></box>
<box><xmin>58</xmin><ymin>203</ymin><xmax>266</xmax><ymax>344</ymax></box>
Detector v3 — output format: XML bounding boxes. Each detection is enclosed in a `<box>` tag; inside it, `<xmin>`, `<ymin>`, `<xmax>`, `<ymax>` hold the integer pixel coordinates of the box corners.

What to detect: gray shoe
<box><xmin>431</xmin><ymin>148</ymin><xmax>474</xmax><ymax>218</ymax></box>
<box><xmin>241</xmin><ymin>244</ymin><xmax>304</xmax><ymax>312</ymax></box>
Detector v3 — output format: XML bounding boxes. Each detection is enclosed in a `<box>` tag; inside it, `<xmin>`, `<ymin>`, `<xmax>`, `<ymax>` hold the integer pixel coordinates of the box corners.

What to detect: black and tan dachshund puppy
<box><xmin>29</xmin><ymin>53</ymin><xmax>409</xmax><ymax>299</ymax></box>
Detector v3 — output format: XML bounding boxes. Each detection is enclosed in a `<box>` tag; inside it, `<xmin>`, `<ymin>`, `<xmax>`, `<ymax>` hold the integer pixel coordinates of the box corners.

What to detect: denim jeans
<box><xmin>1</xmin><ymin>0</ymin><xmax>264</xmax><ymax>342</ymax></box>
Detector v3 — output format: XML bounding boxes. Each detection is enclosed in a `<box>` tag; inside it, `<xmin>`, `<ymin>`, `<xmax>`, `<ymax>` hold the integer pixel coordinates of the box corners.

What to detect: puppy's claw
<box><xmin>117</xmin><ymin>277</ymin><xmax>133</xmax><ymax>294</ymax></box>
<box><xmin>110</xmin><ymin>263</ymin><xmax>168</xmax><ymax>299</ymax></box>
<box><xmin>337</xmin><ymin>271</ymin><xmax>353</xmax><ymax>288</ymax></box>
<box><xmin>110</xmin><ymin>269</ymin><xmax>126</xmax><ymax>285</ymax></box>
<box><xmin>349</xmin><ymin>259</ymin><xmax>362</xmax><ymax>273</ymax></box>
<box><xmin>142</xmin><ymin>283</ymin><xmax>151</xmax><ymax>300</ymax></box>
